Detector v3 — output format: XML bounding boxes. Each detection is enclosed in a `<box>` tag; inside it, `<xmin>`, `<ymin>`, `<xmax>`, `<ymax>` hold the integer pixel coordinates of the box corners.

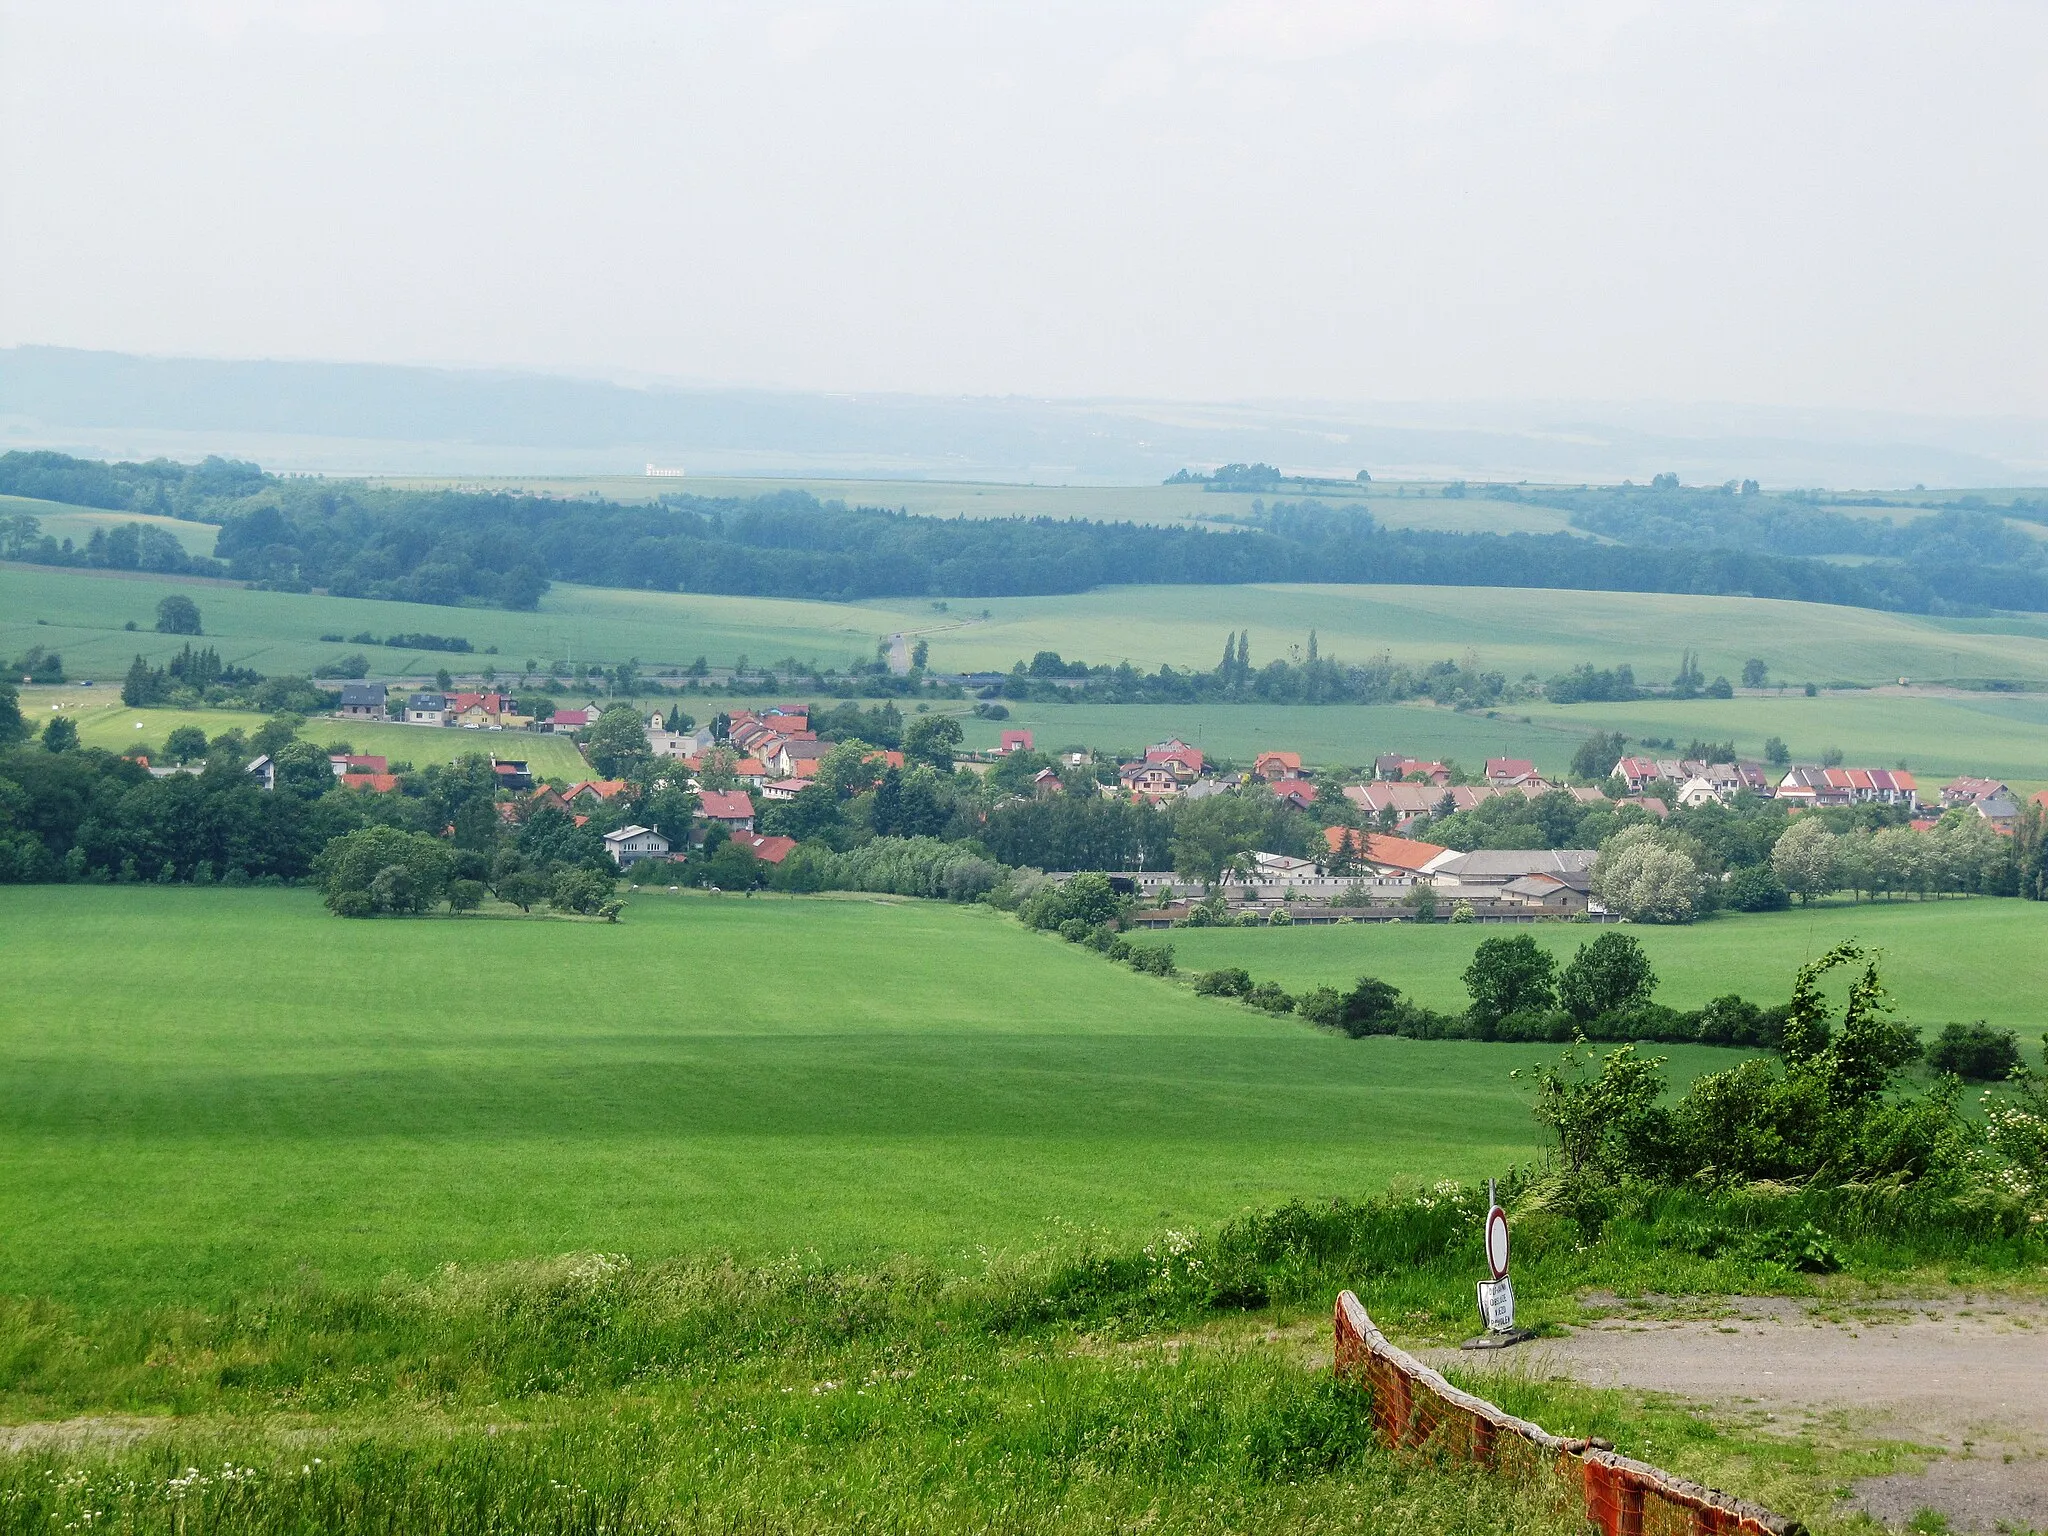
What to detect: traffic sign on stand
<box><xmin>1462</xmin><ymin>1179</ymin><xmax>1533</xmax><ymax>1350</ymax></box>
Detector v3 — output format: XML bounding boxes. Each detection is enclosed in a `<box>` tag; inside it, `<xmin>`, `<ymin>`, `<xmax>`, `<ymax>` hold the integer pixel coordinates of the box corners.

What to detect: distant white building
<box><xmin>603</xmin><ymin>825</ymin><xmax>670</xmax><ymax>869</ymax></box>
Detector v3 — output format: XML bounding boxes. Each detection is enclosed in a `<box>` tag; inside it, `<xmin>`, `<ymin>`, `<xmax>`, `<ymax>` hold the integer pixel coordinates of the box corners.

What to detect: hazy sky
<box><xmin>3</xmin><ymin>1</ymin><xmax>2044</xmax><ymax>415</ymax></box>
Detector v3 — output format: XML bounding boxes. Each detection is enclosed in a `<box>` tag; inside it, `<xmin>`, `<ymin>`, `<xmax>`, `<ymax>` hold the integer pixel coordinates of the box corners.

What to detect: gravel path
<box><xmin>1441</xmin><ymin>1295</ymin><xmax>2048</xmax><ymax>1534</ymax></box>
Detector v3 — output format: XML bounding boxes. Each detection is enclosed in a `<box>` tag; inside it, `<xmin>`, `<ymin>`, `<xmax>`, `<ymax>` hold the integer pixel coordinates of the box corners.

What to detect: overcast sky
<box><xmin>3</xmin><ymin>1</ymin><xmax>2044</xmax><ymax>416</ymax></box>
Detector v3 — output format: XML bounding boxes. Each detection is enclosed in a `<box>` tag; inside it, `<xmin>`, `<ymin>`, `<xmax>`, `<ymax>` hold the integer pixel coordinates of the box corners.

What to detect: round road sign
<box><xmin>1485</xmin><ymin>1205</ymin><xmax>1510</xmax><ymax>1281</ymax></box>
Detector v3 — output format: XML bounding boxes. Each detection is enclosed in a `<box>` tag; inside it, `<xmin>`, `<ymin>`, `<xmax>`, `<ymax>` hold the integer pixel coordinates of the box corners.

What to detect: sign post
<box><xmin>1463</xmin><ymin>1179</ymin><xmax>1533</xmax><ymax>1350</ymax></box>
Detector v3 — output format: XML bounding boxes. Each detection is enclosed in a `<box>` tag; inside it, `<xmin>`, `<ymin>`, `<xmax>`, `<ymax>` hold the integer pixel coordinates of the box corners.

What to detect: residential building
<box><xmin>1030</xmin><ymin>767</ymin><xmax>1064</xmax><ymax>799</ymax></box>
<box><xmin>1144</xmin><ymin>739</ymin><xmax>1205</xmax><ymax>776</ymax></box>
<box><xmin>603</xmin><ymin>825</ymin><xmax>669</xmax><ymax>868</ymax></box>
<box><xmin>1374</xmin><ymin>755</ymin><xmax>1452</xmax><ymax>784</ymax></box>
<box><xmin>732</xmin><ymin>832</ymin><xmax>797</xmax><ymax>865</ymax></box>
<box><xmin>1675</xmin><ymin>775</ymin><xmax>1724</xmax><ymax>809</ymax></box>
<box><xmin>998</xmin><ymin>729</ymin><xmax>1035</xmax><ymax>754</ymax></box>
<box><xmin>1942</xmin><ymin>776</ymin><xmax>2013</xmax><ymax>809</ymax></box>
<box><xmin>489</xmin><ymin>756</ymin><xmax>532</xmax><ymax>790</ymax></box>
<box><xmin>565</xmin><ymin>779</ymin><xmax>629</xmax><ymax>805</ymax></box>
<box><xmin>1119</xmin><ymin>762</ymin><xmax>1183</xmax><ymax>801</ymax></box>
<box><xmin>698</xmin><ymin>789</ymin><xmax>756</xmax><ymax>831</ymax></box>
<box><xmin>329</xmin><ymin>754</ymin><xmax>388</xmax><ymax>778</ymax></box>
<box><xmin>336</xmin><ymin>681</ymin><xmax>387</xmax><ymax>720</ymax></box>
<box><xmin>405</xmin><ymin>692</ymin><xmax>448</xmax><ymax>726</ymax></box>
<box><xmin>1775</xmin><ymin>766</ymin><xmax>1918</xmax><ymax>809</ymax></box>
<box><xmin>341</xmin><ymin>773</ymin><xmax>400</xmax><ymax>793</ymax></box>
<box><xmin>1253</xmin><ymin>751</ymin><xmax>1302</xmax><ymax>782</ymax></box>
<box><xmin>759</xmin><ymin>777</ymin><xmax>810</xmax><ymax>801</ymax></box>
<box><xmin>246</xmin><ymin>754</ymin><xmax>275</xmax><ymax>791</ymax></box>
<box><xmin>1611</xmin><ymin>756</ymin><xmax>1665</xmax><ymax>793</ymax></box>
<box><xmin>1484</xmin><ymin>757</ymin><xmax>1541</xmax><ymax>787</ymax></box>
<box><xmin>1267</xmin><ymin>777</ymin><xmax>1316</xmax><ymax>811</ymax></box>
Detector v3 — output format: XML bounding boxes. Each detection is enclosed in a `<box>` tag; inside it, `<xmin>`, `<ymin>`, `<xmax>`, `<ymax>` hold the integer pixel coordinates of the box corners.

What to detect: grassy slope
<box><xmin>15</xmin><ymin>561</ymin><xmax>2048</xmax><ymax>690</ymax></box>
<box><xmin>0</xmin><ymin>494</ymin><xmax>221</xmax><ymax>556</ymax></box>
<box><xmin>0</xmin><ymin>886</ymin><xmax>1763</xmax><ymax>1307</ymax></box>
<box><xmin>1166</xmin><ymin>899</ymin><xmax>2048</xmax><ymax>1033</ymax></box>
<box><xmin>35</xmin><ymin>691</ymin><xmax>594</xmax><ymax>779</ymax></box>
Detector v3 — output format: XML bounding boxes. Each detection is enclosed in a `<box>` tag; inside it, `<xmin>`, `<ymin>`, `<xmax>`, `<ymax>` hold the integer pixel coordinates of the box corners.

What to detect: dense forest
<box><xmin>4</xmin><ymin>450</ymin><xmax>2047</xmax><ymax>616</ymax></box>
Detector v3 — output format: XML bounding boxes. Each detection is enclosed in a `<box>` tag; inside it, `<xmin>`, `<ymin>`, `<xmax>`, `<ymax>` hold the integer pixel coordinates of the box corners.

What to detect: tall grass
<box><xmin>1</xmin><ymin>1184</ymin><xmax>2038</xmax><ymax>1533</ymax></box>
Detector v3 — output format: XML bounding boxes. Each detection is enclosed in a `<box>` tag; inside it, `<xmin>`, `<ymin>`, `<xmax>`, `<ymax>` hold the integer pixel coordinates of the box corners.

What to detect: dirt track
<box><xmin>1444</xmin><ymin>1295</ymin><xmax>2048</xmax><ymax>1534</ymax></box>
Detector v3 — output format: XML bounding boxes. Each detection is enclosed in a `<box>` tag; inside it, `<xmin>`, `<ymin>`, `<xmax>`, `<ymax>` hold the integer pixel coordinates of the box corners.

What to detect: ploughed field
<box><xmin>0</xmin><ymin>886</ymin><xmax>1764</xmax><ymax>1307</ymax></box>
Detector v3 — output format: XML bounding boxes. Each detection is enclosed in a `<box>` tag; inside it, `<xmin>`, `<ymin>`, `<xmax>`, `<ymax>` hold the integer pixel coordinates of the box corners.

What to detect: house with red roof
<box><xmin>1374</xmin><ymin>754</ymin><xmax>1451</xmax><ymax>784</ymax></box>
<box><xmin>698</xmin><ymin>789</ymin><xmax>756</xmax><ymax>831</ymax></box>
<box><xmin>565</xmin><ymin>779</ymin><xmax>630</xmax><ymax>805</ymax></box>
<box><xmin>1484</xmin><ymin>757</ymin><xmax>1542</xmax><ymax>788</ymax></box>
<box><xmin>1323</xmin><ymin>827</ymin><xmax>1449</xmax><ymax>876</ymax></box>
<box><xmin>1776</xmin><ymin>766</ymin><xmax>1917</xmax><ymax>809</ymax></box>
<box><xmin>732</xmin><ymin>832</ymin><xmax>797</xmax><ymax>865</ymax></box>
<box><xmin>998</xmin><ymin>729</ymin><xmax>1035</xmax><ymax>754</ymax></box>
<box><xmin>1144</xmin><ymin>739</ymin><xmax>1204</xmax><ymax>775</ymax></box>
<box><xmin>1253</xmin><ymin>751</ymin><xmax>1302</xmax><ymax>782</ymax></box>
<box><xmin>341</xmin><ymin>772</ymin><xmax>400</xmax><ymax>793</ymax></box>
<box><xmin>1267</xmin><ymin>777</ymin><xmax>1316</xmax><ymax>810</ymax></box>
<box><xmin>329</xmin><ymin>753</ymin><xmax>388</xmax><ymax>778</ymax></box>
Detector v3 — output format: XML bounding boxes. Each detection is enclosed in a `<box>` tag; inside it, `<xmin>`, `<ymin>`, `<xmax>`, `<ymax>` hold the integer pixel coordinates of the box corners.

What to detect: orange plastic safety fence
<box><xmin>1334</xmin><ymin>1292</ymin><xmax>1805</xmax><ymax>1536</ymax></box>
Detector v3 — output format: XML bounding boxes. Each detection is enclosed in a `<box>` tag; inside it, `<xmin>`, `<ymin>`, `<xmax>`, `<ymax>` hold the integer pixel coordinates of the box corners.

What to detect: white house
<box><xmin>602</xmin><ymin>825</ymin><xmax>670</xmax><ymax>869</ymax></box>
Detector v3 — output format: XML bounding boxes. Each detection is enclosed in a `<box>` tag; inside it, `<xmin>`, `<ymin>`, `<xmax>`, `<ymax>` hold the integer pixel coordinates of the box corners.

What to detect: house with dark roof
<box><xmin>405</xmin><ymin>692</ymin><xmax>448</xmax><ymax>726</ymax></box>
<box><xmin>336</xmin><ymin>681</ymin><xmax>387</xmax><ymax>720</ymax></box>
<box><xmin>603</xmin><ymin>825</ymin><xmax>669</xmax><ymax>869</ymax></box>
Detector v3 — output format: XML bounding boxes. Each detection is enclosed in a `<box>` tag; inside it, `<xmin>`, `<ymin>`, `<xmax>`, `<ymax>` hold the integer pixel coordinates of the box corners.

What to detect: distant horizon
<box><xmin>5</xmin><ymin>346</ymin><xmax>2046</xmax><ymax>492</ymax></box>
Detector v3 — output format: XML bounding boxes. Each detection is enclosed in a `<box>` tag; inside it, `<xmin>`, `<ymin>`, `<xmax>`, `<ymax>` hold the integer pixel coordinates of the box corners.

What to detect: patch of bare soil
<box><xmin>1446</xmin><ymin>1295</ymin><xmax>2048</xmax><ymax>1534</ymax></box>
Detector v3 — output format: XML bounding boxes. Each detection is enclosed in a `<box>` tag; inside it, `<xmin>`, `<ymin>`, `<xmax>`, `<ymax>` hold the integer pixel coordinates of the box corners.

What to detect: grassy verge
<box><xmin>2</xmin><ymin>1185</ymin><xmax>2038</xmax><ymax>1534</ymax></box>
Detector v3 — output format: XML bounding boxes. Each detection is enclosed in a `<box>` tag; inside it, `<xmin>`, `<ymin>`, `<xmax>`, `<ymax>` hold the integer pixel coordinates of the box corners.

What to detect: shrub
<box><xmin>1267</xmin><ymin>906</ymin><xmax>1293</xmax><ymax>926</ymax></box>
<box><xmin>1449</xmin><ymin>900</ymin><xmax>1474</xmax><ymax>923</ymax></box>
<box><xmin>447</xmin><ymin>879</ymin><xmax>486</xmax><ymax>913</ymax></box>
<box><xmin>1057</xmin><ymin>918</ymin><xmax>1091</xmax><ymax>942</ymax></box>
<box><xmin>1245</xmin><ymin>981</ymin><xmax>1295</xmax><ymax>1014</ymax></box>
<box><xmin>330</xmin><ymin>889</ymin><xmax>375</xmax><ymax>919</ymax></box>
<box><xmin>1295</xmin><ymin>986</ymin><xmax>1343</xmax><ymax>1029</ymax></box>
<box><xmin>1558</xmin><ymin>932</ymin><xmax>1657</xmax><ymax>1023</ymax></box>
<box><xmin>1126</xmin><ymin>943</ymin><xmax>1175</xmax><ymax>976</ymax></box>
<box><xmin>1928</xmin><ymin>1022</ymin><xmax>2023</xmax><ymax>1082</ymax></box>
<box><xmin>1194</xmin><ymin>968</ymin><xmax>1254</xmax><ymax>998</ymax></box>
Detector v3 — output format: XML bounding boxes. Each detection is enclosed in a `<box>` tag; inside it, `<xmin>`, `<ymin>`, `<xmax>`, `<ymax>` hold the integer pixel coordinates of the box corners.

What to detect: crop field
<box><xmin>15</xmin><ymin>558</ymin><xmax>2048</xmax><ymax>692</ymax></box>
<box><xmin>1167</xmin><ymin>899</ymin><xmax>2048</xmax><ymax>1035</ymax></box>
<box><xmin>371</xmin><ymin>472</ymin><xmax>1580</xmax><ymax>536</ymax></box>
<box><xmin>0</xmin><ymin>885</ymin><xmax>1769</xmax><ymax>1308</ymax></box>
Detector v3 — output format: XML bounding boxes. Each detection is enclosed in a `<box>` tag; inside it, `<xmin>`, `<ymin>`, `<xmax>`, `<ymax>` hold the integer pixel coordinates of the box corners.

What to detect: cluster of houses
<box><xmin>335</xmin><ymin>682</ymin><xmax>608</xmax><ymax>735</ymax></box>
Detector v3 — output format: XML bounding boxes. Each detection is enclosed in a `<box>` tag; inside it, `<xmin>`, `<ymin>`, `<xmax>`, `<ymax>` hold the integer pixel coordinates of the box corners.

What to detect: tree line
<box><xmin>9</xmin><ymin>450</ymin><xmax>2048</xmax><ymax>617</ymax></box>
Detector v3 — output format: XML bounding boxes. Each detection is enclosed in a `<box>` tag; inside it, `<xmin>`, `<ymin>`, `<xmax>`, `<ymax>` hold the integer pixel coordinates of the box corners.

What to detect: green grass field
<box><xmin>1166</xmin><ymin>899</ymin><xmax>2048</xmax><ymax>1035</ymax></box>
<box><xmin>17</xmin><ymin>560</ymin><xmax>2048</xmax><ymax>691</ymax></box>
<box><xmin>0</xmin><ymin>493</ymin><xmax>221</xmax><ymax>557</ymax></box>
<box><xmin>0</xmin><ymin>885</ymin><xmax>1768</xmax><ymax>1308</ymax></box>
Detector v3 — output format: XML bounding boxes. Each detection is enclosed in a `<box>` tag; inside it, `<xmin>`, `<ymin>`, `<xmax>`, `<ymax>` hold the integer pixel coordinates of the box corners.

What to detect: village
<box><xmin>303</xmin><ymin>689</ymin><xmax>2048</xmax><ymax>923</ymax></box>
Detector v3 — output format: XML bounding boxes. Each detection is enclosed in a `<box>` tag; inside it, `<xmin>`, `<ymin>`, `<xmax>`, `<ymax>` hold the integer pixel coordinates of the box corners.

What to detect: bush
<box><xmin>1696</xmin><ymin>994</ymin><xmax>1781</xmax><ymax>1048</ymax></box>
<box><xmin>1336</xmin><ymin>976</ymin><xmax>1404</xmax><ymax>1036</ymax></box>
<box><xmin>329</xmin><ymin>888</ymin><xmax>375</xmax><ymax>919</ymax></box>
<box><xmin>1267</xmin><ymin>906</ymin><xmax>1293</xmax><ymax>926</ymax></box>
<box><xmin>1245</xmin><ymin>981</ymin><xmax>1294</xmax><ymax>1014</ymax></box>
<box><xmin>1021</xmin><ymin>871</ymin><xmax>1125</xmax><ymax>932</ymax></box>
<box><xmin>1194</xmin><ymin>968</ymin><xmax>1254</xmax><ymax>998</ymax></box>
<box><xmin>1126</xmin><ymin>943</ymin><xmax>1175</xmax><ymax>976</ymax></box>
<box><xmin>447</xmin><ymin>879</ymin><xmax>486</xmax><ymax>913</ymax></box>
<box><xmin>1928</xmin><ymin>1022</ymin><xmax>2023</xmax><ymax>1082</ymax></box>
<box><xmin>1057</xmin><ymin>918</ymin><xmax>1091</xmax><ymax>942</ymax></box>
<box><xmin>1295</xmin><ymin>986</ymin><xmax>1343</xmax><ymax>1029</ymax></box>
